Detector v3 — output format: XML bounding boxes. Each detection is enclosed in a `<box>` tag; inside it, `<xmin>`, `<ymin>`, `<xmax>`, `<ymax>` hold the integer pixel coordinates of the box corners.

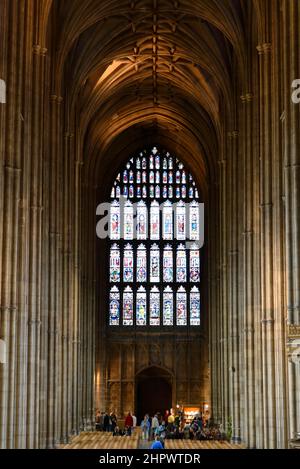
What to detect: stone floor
<box><xmin>60</xmin><ymin>430</ymin><xmax>246</xmax><ymax>450</ymax></box>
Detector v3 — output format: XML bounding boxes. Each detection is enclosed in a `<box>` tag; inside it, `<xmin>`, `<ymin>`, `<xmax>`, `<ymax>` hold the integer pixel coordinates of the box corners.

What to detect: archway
<box><xmin>136</xmin><ymin>367</ymin><xmax>172</xmax><ymax>424</ymax></box>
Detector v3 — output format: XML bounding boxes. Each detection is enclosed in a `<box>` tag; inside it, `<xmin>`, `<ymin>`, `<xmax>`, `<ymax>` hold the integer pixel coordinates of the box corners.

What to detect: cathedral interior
<box><xmin>0</xmin><ymin>0</ymin><xmax>300</xmax><ymax>449</ymax></box>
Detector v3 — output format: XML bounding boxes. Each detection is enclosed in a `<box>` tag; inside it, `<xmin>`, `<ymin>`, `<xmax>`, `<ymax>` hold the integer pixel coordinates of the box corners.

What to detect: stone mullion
<box><xmin>283</xmin><ymin>0</ymin><xmax>300</xmax><ymax>443</ymax></box>
<box><xmin>257</xmin><ymin>42</ymin><xmax>276</xmax><ymax>448</ymax></box>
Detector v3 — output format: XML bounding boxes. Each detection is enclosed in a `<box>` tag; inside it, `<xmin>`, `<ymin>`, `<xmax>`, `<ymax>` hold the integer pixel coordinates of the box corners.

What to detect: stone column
<box><xmin>257</xmin><ymin>42</ymin><xmax>277</xmax><ymax>448</ymax></box>
<box><xmin>282</xmin><ymin>0</ymin><xmax>300</xmax><ymax>444</ymax></box>
<box><xmin>227</xmin><ymin>130</ymin><xmax>241</xmax><ymax>443</ymax></box>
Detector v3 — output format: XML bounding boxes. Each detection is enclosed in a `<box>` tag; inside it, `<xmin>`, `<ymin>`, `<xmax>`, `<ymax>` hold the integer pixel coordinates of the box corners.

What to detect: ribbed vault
<box><xmin>43</xmin><ymin>0</ymin><xmax>254</xmax><ymax>196</ymax></box>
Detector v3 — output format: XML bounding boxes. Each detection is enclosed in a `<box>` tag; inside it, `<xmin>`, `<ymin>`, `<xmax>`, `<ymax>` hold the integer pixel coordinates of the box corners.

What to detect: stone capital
<box><xmin>240</xmin><ymin>93</ymin><xmax>254</xmax><ymax>103</ymax></box>
<box><xmin>257</xmin><ymin>43</ymin><xmax>272</xmax><ymax>55</ymax></box>
<box><xmin>33</xmin><ymin>45</ymin><xmax>48</xmax><ymax>56</ymax></box>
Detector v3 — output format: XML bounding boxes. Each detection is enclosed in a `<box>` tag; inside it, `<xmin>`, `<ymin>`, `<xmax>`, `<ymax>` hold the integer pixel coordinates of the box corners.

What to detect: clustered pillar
<box><xmin>0</xmin><ymin>1</ymin><xmax>95</xmax><ymax>448</ymax></box>
<box><xmin>210</xmin><ymin>0</ymin><xmax>300</xmax><ymax>449</ymax></box>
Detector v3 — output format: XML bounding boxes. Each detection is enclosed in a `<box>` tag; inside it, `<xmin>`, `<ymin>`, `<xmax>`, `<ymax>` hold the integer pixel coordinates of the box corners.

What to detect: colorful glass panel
<box><xmin>176</xmin><ymin>202</ymin><xmax>186</xmax><ymax>241</ymax></box>
<box><xmin>124</xmin><ymin>201</ymin><xmax>134</xmax><ymax>240</ymax></box>
<box><xmin>190</xmin><ymin>286</ymin><xmax>200</xmax><ymax>326</ymax></box>
<box><xmin>163</xmin><ymin>286</ymin><xmax>173</xmax><ymax>326</ymax></box>
<box><xmin>150</xmin><ymin>244</ymin><xmax>160</xmax><ymax>283</ymax></box>
<box><xmin>137</xmin><ymin>201</ymin><xmax>147</xmax><ymax>240</ymax></box>
<box><xmin>163</xmin><ymin>202</ymin><xmax>173</xmax><ymax>240</ymax></box>
<box><xmin>150</xmin><ymin>286</ymin><xmax>160</xmax><ymax>326</ymax></box>
<box><xmin>137</xmin><ymin>244</ymin><xmax>147</xmax><ymax>283</ymax></box>
<box><xmin>123</xmin><ymin>244</ymin><xmax>134</xmax><ymax>283</ymax></box>
<box><xmin>163</xmin><ymin>245</ymin><xmax>173</xmax><ymax>283</ymax></box>
<box><xmin>176</xmin><ymin>245</ymin><xmax>187</xmax><ymax>282</ymax></box>
<box><xmin>109</xmin><ymin>287</ymin><xmax>120</xmax><ymax>326</ymax></box>
<box><xmin>190</xmin><ymin>246</ymin><xmax>200</xmax><ymax>282</ymax></box>
<box><xmin>150</xmin><ymin>201</ymin><xmax>160</xmax><ymax>240</ymax></box>
<box><xmin>190</xmin><ymin>201</ymin><xmax>200</xmax><ymax>241</ymax></box>
<box><xmin>110</xmin><ymin>244</ymin><xmax>120</xmax><ymax>283</ymax></box>
<box><xmin>176</xmin><ymin>287</ymin><xmax>187</xmax><ymax>326</ymax></box>
<box><xmin>123</xmin><ymin>287</ymin><xmax>134</xmax><ymax>326</ymax></box>
<box><xmin>136</xmin><ymin>286</ymin><xmax>147</xmax><ymax>326</ymax></box>
<box><xmin>110</xmin><ymin>201</ymin><xmax>120</xmax><ymax>240</ymax></box>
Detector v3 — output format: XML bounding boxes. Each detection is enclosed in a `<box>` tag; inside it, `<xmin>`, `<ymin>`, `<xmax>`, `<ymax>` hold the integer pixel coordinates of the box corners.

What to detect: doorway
<box><xmin>136</xmin><ymin>366</ymin><xmax>172</xmax><ymax>424</ymax></box>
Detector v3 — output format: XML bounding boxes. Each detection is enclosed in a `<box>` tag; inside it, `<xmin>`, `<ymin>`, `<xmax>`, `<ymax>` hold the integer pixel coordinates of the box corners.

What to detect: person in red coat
<box><xmin>125</xmin><ymin>412</ymin><xmax>134</xmax><ymax>435</ymax></box>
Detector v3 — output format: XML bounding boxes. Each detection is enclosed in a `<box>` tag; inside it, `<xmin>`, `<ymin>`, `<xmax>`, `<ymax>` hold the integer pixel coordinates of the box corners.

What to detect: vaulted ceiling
<box><xmin>41</xmin><ymin>0</ymin><xmax>260</xmax><ymax>195</ymax></box>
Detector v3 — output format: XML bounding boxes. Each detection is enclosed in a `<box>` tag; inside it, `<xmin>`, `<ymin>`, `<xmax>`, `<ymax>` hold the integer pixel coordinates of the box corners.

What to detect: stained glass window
<box><xmin>110</xmin><ymin>201</ymin><xmax>120</xmax><ymax>240</ymax></box>
<box><xmin>137</xmin><ymin>244</ymin><xmax>147</xmax><ymax>283</ymax></box>
<box><xmin>176</xmin><ymin>202</ymin><xmax>186</xmax><ymax>241</ymax></box>
<box><xmin>163</xmin><ymin>201</ymin><xmax>173</xmax><ymax>240</ymax></box>
<box><xmin>124</xmin><ymin>201</ymin><xmax>134</xmax><ymax>240</ymax></box>
<box><xmin>190</xmin><ymin>245</ymin><xmax>200</xmax><ymax>282</ymax></box>
<box><xmin>190</xmin><ymin>286</ymin><xmax>201</xmax><ymax>326</ymax></box>
<box><xmin>176</xmin><ymin>286</ymin><xmax>187</xmax><ymax>326</ymax></box>
<box><xmin>136</xmin><ymin>286</ymin><xmax>147</xmax><ymax>326</ymax></box>
<box><xmin>108</xmin><ymin>146</ymin><xmax>201</xmax><ymax>328</ymax></box>
<box><xmin>163</xmin><ymin>286</ymin><xmax>174</xmax><ymax>326</ymax></box>
<box><xmin>109</xmin><ymin>287</ymin><xmax>120</xmax><ymax>326</ymax></box>
<box><xmin>190</xmin><ymin>201</ymin><xmax>200</xmax><ymax>241</ymax></box>
<box><xmin>123</xmin><ymin>286</ymin><xmax>134</xmax><ymax>326</ymax></box>
<box><xmin>177</xmin><ymin>244</ymin><xmax>187</xmax><ymax>282</ymax></box>
<box><xmin>150</xmin><ymin>201</ymin><xmax>160</xmax><ymax>240</ymax></box>
<box><xmin>150</xmin><ymin>244</ymin><xmax>160</xmax><ymax>283</ymax></box>
<box><xmin>123</xmin><ymin>244</ymin><xmax>134</xmax><ymax>282</ymax></box>
<box><xmin>137</xmin><ymin>201</ymin><xmax>147</xmax><ymax>240</ymax></box>
<box><xmin>110</xmin><ymin>244</ymin><xmax>120</xmax><ymax>283</ymax></box>
<box><xmin>163</xmin><ymin>245</ymin><xmax>173</xmax><ymax>282</ymax></box>
<box><xmin>150</xmin><ymin>286</ymin><xmax>160</xmax><ymax>326</ymax></box>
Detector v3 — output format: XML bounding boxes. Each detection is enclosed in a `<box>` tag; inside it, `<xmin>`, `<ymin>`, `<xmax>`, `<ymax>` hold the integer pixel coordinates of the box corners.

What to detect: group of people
<box><xmin>141</xmin><ymin>410</ymin><xmax>223</xmax><ymax>444</ymax></box>
<box><xmin>95</xmin><ymin>409</ymin><xmax>223</xmax><ymax>448</ymax></box>
<box><xmin>95</xmin><ymin>410</ymin><xmax>137</xmax><ymax>437</ymax></box>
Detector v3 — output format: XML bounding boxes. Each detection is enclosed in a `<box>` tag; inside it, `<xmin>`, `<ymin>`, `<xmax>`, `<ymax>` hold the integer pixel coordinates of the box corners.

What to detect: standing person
<box><xmin>125</xmin><ymin>411</ymin><xmax>133</xmax><ymax>435</ymax></box>
<box><xmin>150</xmin><ymin>435</ymin><xmax>164</xmax><ymax>450</ymax></box>
<box><xmin>164</xmin><ymin>409</ymin><xmax>169</xmax><ymax>425</ymax></box>
<box><xmin>151</xmin><ymin>413</ymin><xmax>159</xmax><ymax>440</ymax></box>
<box><xmin>132</xmin><ymin>413</ymin><xmax>137</xmax><ymax>430</ymax></box>
<box><xmin>167</xmin><ymin>411</ymin><xmax>175</xmax><ymax>432</ymax></box>
<box><xmin>103</xmin><ymin>412</ymin><xmax>110</xmax><ymax>432</ymax></box>
<box><xmin>110</xmin><ymin>411</ymin><xmax>117</xmax><ymax>432</ymax></box>
<box><xmin>141</xmin><ymin>414</ymin><xmax>150</xmax><ymax>440</ymax></box>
